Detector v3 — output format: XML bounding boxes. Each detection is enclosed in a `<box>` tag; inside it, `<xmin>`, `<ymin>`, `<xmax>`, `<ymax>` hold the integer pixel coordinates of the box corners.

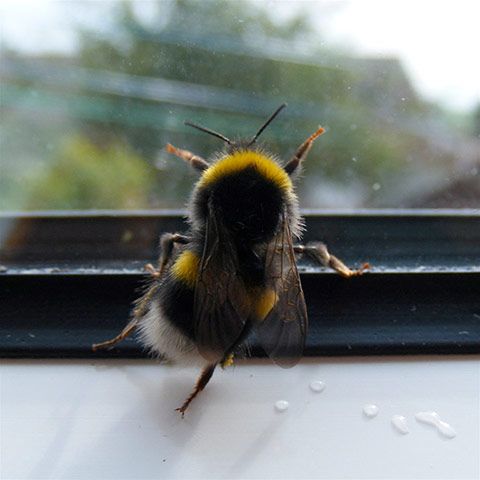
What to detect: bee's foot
<box><xmin>144</xmin><ymin>263</ymin><xmax>161</xmax><ymax>278</ymax></box>
<box><xmin>175</xmin><ymin>406</ymin><xmax>187</xmax><ymax>418</ymax></box>
<box><xmin>354</xmin><ymin>262</ymin><xmax>370</xmax><ymax>275</ymax></box>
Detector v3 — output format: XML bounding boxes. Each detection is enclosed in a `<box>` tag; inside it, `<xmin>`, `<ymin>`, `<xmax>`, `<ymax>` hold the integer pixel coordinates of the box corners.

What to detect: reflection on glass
<box><xmin>1</xmin><ymin>0</ymin><xmax>479</xmax><ymax>210</ymax></box>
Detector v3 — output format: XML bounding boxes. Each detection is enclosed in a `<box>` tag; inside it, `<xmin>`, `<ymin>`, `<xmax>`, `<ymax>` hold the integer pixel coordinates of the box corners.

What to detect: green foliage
<box><xmin>75</xmin><ymin>0</ymin><xmax>396</xmax><ymax>194</ymax></box>
<box><xmin>2</xmin><ymin>0</ymin><xmax>470</xmax><ymax>210</ymax></box>
<box><xmin>77</xmin><ymin>0</ymin><xmax>321</xmax><ymax>155</ymax></box>
<box><xmin>27</xmin><ymin>135</ymin><xmax>157</xmax><ymax>210</ymax></box>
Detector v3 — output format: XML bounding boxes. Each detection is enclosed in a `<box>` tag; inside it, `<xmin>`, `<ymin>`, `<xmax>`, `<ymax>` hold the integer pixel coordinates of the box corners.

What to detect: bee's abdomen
<box><xmin>170</xmin><ymin>249</ymin><xmax>199</xmax><ymax>289</ymax></box>
<box><xmin>161</xmin><ymin>278</ymin><xmax>196</xmax><ymax>340</ymax></box>
<box><xmin>237</xmin><ymin>245</ymin><xmax>265</xmax><ymax>285</ymax></box>
<box><xmin>161</xmin><ymin>250</ymin><xmax>201</xmax><ymax>340</ymax></box>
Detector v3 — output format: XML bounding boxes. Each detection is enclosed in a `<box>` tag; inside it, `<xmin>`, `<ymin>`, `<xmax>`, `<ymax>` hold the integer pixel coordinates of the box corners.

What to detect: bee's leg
<box><xmin>166</xmin><ymin>143</ymin><xmax>209</xmax><ymax>171</ymax></box>
<box><xmin>92</xmin><ymin>318</ymin><xmax>139</xmax><ymax>351</ymax></box>
<box><xmin>132</xmin><ymin>282</ymin><xmax>161</xmax><ymax>318</ymax></box>
<box><xmin>92</xmin><ymin>280</ymin><xmax>162</xmax><ymax>351</ymax></box>
<box><xmin>93</xmin><ymin>232</ymin><xmax>190</xmax><ymax>351</ymax></box>
<box><xmin>176</xmin><ymin>364</ymin><xmax>217</xmax><ymax>417</ymax></box>
<box><xmin>94</xmin><ymin>231</ymin><xmax>185</xmax><ymax>350</ymax></box>
<box><xmin>295</xmin><ymin>242</ymin><xmax>370</xmax><ymax>278</ymax></box>
<box><xmin>284</xmin><ymin>126</ymin><xmax>326</xmax><ymax>175</ymax></box>
<box><xmin>145</xmin><ymin>233</ymin><xmax>190</xmax><ymax>279</ymax></box>
<box><xmin>144</xmin><ymin>263</ymin><xmax>160</xmax><ymax>278</ymax></box>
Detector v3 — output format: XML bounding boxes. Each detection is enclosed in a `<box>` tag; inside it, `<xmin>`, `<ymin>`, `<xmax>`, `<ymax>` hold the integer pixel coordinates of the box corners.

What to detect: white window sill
<box><xmin>1</xmin><ymin>357</ymin><xmax>479</xmax><ymax>479</ymax></box>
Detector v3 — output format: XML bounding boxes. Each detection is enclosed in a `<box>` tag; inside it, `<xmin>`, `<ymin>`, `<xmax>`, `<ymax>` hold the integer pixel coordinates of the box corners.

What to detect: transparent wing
<box><xmin>255</xmin><ymin>210</ymin><xmax>308</xmax><ymax>368</ymax></box>
<box><xmin>194</xmin><ymin>205</ymin><xmax>250</xmax><ymax>363</ymax></box>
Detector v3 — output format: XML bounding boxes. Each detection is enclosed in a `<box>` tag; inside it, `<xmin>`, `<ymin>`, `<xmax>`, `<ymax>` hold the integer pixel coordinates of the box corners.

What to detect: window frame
<box><xmin>1</xmin><ymin>209</ymin><xmax>479</xmax><ymax>358</ymax></box>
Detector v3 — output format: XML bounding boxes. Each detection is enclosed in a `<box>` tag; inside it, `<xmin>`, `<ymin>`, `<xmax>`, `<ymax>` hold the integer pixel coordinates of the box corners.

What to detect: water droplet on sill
<box><xmin>309</xmin><ymin>380</ymin><xmax>326</xmax><ymax>393</ymax></box>
<box><xmin>363</xmin><ymin>404</ymin><xmax>379</xmax><ymax>418</ymax></box>
<box><xmin>391</xmin><ymin>415</ymin><xmax>409</xmax><ymax>434</ymax></box>
<box><xmin>275</xmin><ymin>400</ymin><xmax>289</xmax><ymax>412</ymax></box>
<box><xmin>415</xmin><ymin>411</ymin><xmax>456</xmax><ymax>439</ymax></box>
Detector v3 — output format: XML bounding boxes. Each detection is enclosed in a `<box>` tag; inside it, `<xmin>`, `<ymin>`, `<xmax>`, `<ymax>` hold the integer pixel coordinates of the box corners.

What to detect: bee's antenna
<box><xmin>248</xmin><ymin>103</ymin><xmax>287</xmax><ymax>147</ymax></box>
<box><xmin>184</xmin><ymin>121</ymin><xmax>232</xmax><ymax>145</ymax></box>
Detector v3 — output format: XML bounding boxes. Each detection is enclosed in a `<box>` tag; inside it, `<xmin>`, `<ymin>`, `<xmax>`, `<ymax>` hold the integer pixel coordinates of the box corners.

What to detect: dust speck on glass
<box><xmin>1</xmin><ymin>0</ymin><xmax>479</xmax><ymax>211</ymax></box>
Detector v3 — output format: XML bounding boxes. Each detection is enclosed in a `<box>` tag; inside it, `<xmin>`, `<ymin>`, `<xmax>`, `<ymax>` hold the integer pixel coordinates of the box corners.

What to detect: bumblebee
<box><xmin>93</xmin><ymin>104</ymin><xmax>368</xmax><ymax>415</ymax></box>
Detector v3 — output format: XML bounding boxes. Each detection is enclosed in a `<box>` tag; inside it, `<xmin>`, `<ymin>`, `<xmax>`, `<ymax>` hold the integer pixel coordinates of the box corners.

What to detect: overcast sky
<box><xmin>1</xmin><ymin>0</ymin><xmax>479</xmax><ymax>112</ymax></box>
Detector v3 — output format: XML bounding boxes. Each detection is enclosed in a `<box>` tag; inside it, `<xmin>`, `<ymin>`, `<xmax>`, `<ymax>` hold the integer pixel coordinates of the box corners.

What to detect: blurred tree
<box><xmin>27</xmin><ymin>135</ymin><xmax>156</xmax><ymax>210</ymax></box>
<box><xmin>2</xmin><ymin>0</ymin><xmax>473</xmax><ymax>210</ymax></box>
<box><xmin>77</xmin><ymin>0</ymin><xmax>321</xmax><ymax>153</ymax></box>
<box><xmin>75</xmin><ymin>0</ymin><xmax>409</xmax><ymax>207</ymax></box>
<box><xmin>473</xmin><ymin>103</ymin><xmax>480</xmax><ymax>138</ymax></box>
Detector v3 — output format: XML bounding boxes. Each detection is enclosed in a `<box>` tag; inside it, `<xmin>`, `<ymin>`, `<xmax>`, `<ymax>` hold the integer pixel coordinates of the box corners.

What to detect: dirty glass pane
<box><xmin>1</xmin><ymin>0</ymin><xmax>479</xmax><ymax>211</ymax></box>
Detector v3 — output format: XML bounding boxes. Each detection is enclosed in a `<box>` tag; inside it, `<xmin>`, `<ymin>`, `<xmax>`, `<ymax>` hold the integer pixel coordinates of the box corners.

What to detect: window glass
<box><xmin>1</xmin><ymin>0</ymin><xmax>479</xmax><ymax>210</ymax></box>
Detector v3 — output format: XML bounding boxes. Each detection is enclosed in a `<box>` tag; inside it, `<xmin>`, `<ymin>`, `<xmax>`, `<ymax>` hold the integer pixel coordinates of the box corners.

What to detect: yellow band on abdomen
<box><xmin>253</xmin><ymin>288</ymin><xmax>278</xmax><ymax>320</ymax></box>
<box><xmin>172</xmin><ymin>252</ymin><xmax>278</xmax><ymax>319</ymax></box>
<box><xmin>171</xmin><ymin>250</ymin><xmax>200</xmax><ymax>289</ymax></box>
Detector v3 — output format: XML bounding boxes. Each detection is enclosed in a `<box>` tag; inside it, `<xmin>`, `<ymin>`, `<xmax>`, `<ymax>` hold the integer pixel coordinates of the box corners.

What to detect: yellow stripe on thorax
<box><xmin>171</xmin><ymin>250</ymin><xmax>200</xmax><ymax>288</ymax></box>
<box><xmin>198</xmin><ymin>150</ymin><xmax>292</xmax><ymax>192</ymax></box>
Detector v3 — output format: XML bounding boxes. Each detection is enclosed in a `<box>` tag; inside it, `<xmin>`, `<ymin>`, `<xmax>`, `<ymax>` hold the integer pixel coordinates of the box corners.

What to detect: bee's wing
<box><xmin>255</xmin><ymin>210</ymin><xmax>308</xmax><ymax>368</ymax></box>
<box><xmin>193</xmin><ymin>204</ymin><xmax>249</xmax><ymax>362</ymax></box>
